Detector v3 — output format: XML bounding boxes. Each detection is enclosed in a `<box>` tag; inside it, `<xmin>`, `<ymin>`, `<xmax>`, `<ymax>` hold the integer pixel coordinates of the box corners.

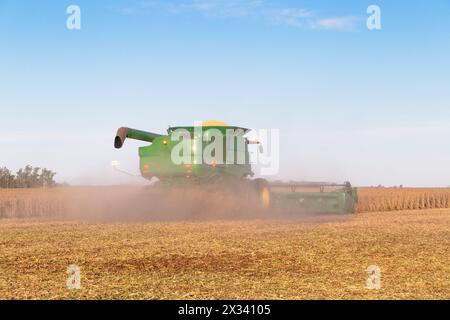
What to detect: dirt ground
<box><xmin>0</xmin><ymin>209</ymin><xmax>448</xmax><ymax>299</ymax></box>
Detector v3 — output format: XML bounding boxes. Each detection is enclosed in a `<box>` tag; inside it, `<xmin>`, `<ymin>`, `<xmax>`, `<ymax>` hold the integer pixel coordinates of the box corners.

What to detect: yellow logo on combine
<box><xmin>201</xmin><ymin>120</ymin><xmax>228</xmax><ymax>127</ymax></box>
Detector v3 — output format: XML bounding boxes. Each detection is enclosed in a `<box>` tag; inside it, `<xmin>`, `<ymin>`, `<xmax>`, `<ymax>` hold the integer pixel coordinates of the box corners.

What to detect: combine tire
<box><xmin>253</xmin><ymin>178</ymin><xmax>271</xmax><ymax>209</ymax></box>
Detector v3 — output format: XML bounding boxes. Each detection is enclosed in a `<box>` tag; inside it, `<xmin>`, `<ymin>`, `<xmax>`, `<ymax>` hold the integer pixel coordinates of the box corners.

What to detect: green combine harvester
<box><xmin>114</xmin><ymin>121</ymin><xmax>357</xmax><ymax>214</ymax></box>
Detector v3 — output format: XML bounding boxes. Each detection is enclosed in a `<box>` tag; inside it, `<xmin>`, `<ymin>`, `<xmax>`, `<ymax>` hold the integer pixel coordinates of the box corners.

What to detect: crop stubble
<box><xmin>0</xmin><ymin>208</ymin><xmax>448</xmax><ymax>299</ymax></box>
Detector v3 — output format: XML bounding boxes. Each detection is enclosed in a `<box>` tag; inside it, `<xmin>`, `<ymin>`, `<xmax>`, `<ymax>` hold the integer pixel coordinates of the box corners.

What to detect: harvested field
<box><xmin>0</xmin><ymin>209</ymin><xmax>448</xmax><ymax>299</ymax></box>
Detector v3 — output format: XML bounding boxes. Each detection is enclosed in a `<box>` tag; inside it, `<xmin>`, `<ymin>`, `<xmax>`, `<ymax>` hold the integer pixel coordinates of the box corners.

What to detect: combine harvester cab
<box><xmin>114</xmin><ymin>121</ymin><xmax>254</xmax><ymax>184</ymax></box>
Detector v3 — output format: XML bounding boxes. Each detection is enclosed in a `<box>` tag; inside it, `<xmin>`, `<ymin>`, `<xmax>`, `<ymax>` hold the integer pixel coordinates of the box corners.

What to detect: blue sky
<box><xmin>1</xmin><ymin>0</ymin><xmax>450</xmax><ymax>186</ymax></box>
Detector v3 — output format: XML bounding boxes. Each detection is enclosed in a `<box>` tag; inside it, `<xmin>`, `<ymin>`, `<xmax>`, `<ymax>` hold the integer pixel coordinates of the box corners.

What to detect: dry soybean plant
<box><xmin>356</xmin><ymin>188</ymin><xmax>450</xmax><ymax>213</ymax></box>
<box><xmin>0</xmin><ymin>189</ymin><xmax>67</xmax><ymax>218</ymax></box>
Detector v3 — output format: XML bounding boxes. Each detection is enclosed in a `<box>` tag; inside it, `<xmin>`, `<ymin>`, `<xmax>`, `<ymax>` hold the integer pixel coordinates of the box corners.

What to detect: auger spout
<box><xmin>114</xmin><ymin>127</ymin><xmax>162</xmax><ymax>148</ymax></box>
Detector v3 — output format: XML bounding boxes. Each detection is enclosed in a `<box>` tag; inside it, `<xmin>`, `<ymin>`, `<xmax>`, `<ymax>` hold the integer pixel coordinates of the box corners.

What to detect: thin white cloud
<box><xmin>117</xmin><ymin>0</ymin><xmax>362</xmax><ymax>31</ymax></box>
<box><xmin>268</xmin><ymin>8</ymin><xmax>313</xmax><ymax>27</ymax></box>
<box><xmin>312</xmin><ymin>16</ymin><xmax>360</xmax><ymax>30</ymax></box>
<box><xmin>189</xmin><ymin>0</ymin><xmax>263</xmax><ymax>17</ymax></box>
<box><xmin>135</xmin><ymin>0</ymin><xmax>263</xmax><ymax>17</ymax></box>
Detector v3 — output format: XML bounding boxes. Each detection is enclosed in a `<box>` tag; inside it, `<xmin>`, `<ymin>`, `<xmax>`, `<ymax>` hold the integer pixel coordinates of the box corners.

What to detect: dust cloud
<box><xmin>63</xmin><ymin>185</ymin><xmax>267</xmax><ymax>222</ymax></box>
<box><xmin>59</xmin><ymin>185</ymin><xmax>352</xmax><ymax>224</ymax></box>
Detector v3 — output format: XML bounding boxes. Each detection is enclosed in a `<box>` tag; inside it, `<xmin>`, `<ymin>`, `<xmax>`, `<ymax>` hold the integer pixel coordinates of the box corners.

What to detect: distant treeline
<box><xmin>0</xmin><ymin>165</ymin><xmax>57</xmax><ymax>188</ymax></box>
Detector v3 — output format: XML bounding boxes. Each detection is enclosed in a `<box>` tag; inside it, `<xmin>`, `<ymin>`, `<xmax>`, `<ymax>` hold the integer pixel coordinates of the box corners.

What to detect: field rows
<box><xmin>1</xmin><ymin>187</ymin><xmax>450</xmax><ymax>218</ymax></box>
<box><xmin>0</xmin><ymin>188</ymin><xmax>67</xmax><ymax>218</ymax></box>
<box><xmin>0</xmin><ymin>209</ymin><xmax>448</xmax><ymax>299</ymax></box>
<box><xmin>356</xmin><ymin>188</ymin><xmax>450</xmax><ymax>212</ymax></box>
